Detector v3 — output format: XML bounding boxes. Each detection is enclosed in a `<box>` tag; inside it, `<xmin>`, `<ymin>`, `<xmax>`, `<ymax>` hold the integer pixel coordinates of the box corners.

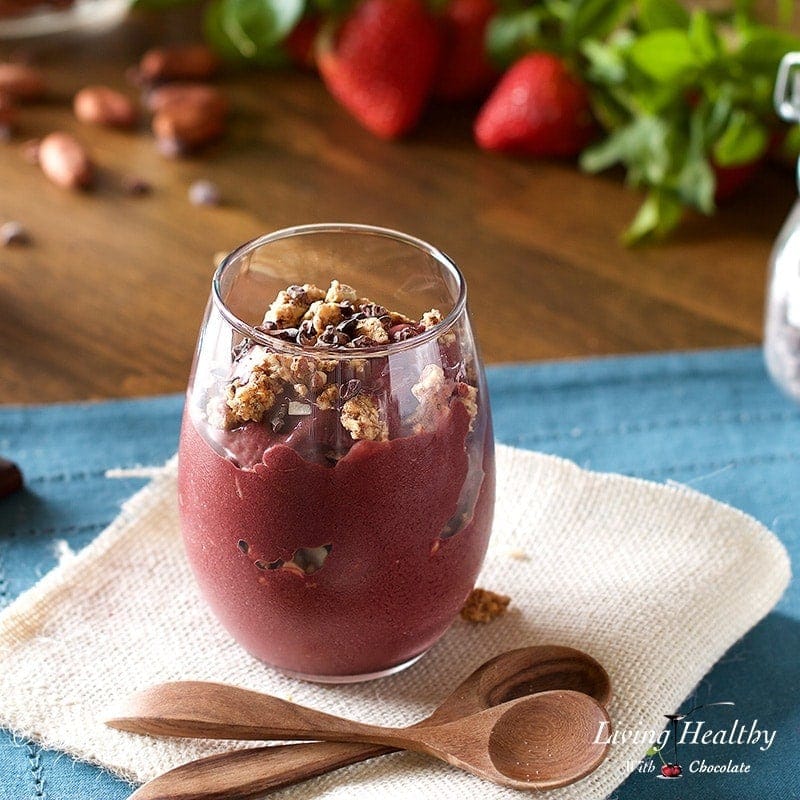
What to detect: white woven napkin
<box><xmin>0</xmin><ymin>445</ymin><xmax>790</xmax><ymax>799</ymax></box>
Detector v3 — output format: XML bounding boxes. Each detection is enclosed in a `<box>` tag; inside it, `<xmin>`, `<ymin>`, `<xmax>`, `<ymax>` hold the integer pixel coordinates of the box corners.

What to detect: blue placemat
<box><xmin>1</xmin><ymin>347</ymin><xmax>798</xmax><ymax>799</ymax></box>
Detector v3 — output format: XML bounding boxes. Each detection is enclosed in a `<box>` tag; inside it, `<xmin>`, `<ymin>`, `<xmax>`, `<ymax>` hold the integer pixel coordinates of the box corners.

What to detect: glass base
<box><xmin>273</xmin><ymin>650</ymin><xmax>428</xmax><ymax>684</ymax></box>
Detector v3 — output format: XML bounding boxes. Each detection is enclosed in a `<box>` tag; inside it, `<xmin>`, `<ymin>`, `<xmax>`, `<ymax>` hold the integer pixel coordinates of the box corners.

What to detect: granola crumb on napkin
<box><xmin>460</xmin><ymin>587</ymin><xmax>510</xmax><ymax>623</ymax></box>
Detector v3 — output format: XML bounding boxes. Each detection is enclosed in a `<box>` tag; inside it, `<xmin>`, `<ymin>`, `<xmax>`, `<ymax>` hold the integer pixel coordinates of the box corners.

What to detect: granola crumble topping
<box><xmin>207</xmin><ymin>279</ymin><xmax>478</xmax><ymax>445</ymax></box>
<box><xmin>460</xmin><ymin>588</ymin><xmax>510</xmax><ymax>623</ymax></box>
<box><xmin>341</xmin><ymin>394</ymin><xmax>388</xmax><ymax>442</ymax></box>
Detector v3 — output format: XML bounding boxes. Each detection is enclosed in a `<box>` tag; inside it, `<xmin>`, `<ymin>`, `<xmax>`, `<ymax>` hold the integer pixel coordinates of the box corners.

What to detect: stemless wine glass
<box><xmin>178</xmin><ymin>224</ymin><xmax>495</xmax><ymax>683</ymax></box>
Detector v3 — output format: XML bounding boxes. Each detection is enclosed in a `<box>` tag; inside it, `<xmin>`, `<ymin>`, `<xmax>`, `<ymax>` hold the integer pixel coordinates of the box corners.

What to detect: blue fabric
<box><xmin>0</xmin><ymin>347</ymin><xmax>798</xmax><ymax>799</ymax></box>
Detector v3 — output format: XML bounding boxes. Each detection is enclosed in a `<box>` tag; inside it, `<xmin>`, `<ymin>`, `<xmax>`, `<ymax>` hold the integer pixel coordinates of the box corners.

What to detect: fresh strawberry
<box><xmin>713</xmin><ymin>159</ymin><xmax>761</xmax><ymax>203</ymax></box>
<box><xmin>474</xmin><ymin>52</ymin><xmax>596</xmax><ymax>157</ymax></box>
<box><xmin>317</xmin><ymin>0</ymin><xmax>441</xmax><ymax>139</ymax></box>
<box><xmin>434</xmin><ymin>0</ymin><xmax>498</xmax><ymax>101</ymax></box>
<box><xmin>285</xmin><ymin>16</ymin><xmax>321</xmax><ymax>71</ymax></box>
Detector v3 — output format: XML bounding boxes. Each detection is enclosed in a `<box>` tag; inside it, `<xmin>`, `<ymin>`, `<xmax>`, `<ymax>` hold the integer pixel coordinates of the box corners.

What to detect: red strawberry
<box><xmin>285</xmin><ymin>16</ymin><xmax>321</xmax><ymax>71</ymax></box>
<box><xmin>434</xmin><ymin>0</ymin><xmax>499</xmax><ymax>101</ymax></box>
<box><xmin>474</xmin><ymin>52</ymin><xmax>596</xmax><ymax>157</ymax></box>
<box><xmin>317</xmin><ymin>0</ymin><xmax>441</xmax><ymax>139</ymax></box>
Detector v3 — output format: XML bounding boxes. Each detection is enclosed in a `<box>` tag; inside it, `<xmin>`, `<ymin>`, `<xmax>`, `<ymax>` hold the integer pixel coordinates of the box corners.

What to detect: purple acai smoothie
<box><xmin>178</xmin><ymin>279</ymin><xmax>495</xmax><ymax>678</ymax></box>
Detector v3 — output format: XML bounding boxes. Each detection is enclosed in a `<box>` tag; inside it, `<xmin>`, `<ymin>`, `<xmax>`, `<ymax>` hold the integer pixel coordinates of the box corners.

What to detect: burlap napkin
<box><xmin>0</xmin><ymin>445</ymin><xmax>789</xmax><ymax>799</ymax></box>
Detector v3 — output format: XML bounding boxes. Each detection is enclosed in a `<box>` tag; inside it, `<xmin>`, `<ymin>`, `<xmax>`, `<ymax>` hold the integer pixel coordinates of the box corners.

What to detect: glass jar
<box><xmin>765</xmin><ymin>53</ymin><xmax>800</xmax><ymax>401</ymax></box>
<box><xmin>178</xmin><ymin>224</ymin><xmax>496</xmax><ymax>682</ymax></box>
<box><xmin>764</xmin><ymin>202</ymin><xmax>800</xmax><ymax>401</ymax></box>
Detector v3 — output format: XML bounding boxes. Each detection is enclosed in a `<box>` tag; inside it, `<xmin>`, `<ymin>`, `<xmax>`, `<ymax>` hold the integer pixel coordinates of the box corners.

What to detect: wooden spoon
<box><xmin>123</xmin><ymin>645</ymin><xmax>610</xmax><ymax>799</ymax></box>
<box><xmin>121</xmin><ymin>646</ymin><xmax>611</xmax><ymax>800</ymax></box>
<box><xmin>107</xmin><ymin>682</ymin><xmax>610</xmax><ymax>791</ymax></box>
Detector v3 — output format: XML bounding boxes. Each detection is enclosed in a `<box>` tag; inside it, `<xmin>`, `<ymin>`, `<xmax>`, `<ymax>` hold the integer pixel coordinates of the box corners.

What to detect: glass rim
<box><xmin>211</xmin><ymin>223</ymin><xmax>468</xmax><ymax>359</ymax></box>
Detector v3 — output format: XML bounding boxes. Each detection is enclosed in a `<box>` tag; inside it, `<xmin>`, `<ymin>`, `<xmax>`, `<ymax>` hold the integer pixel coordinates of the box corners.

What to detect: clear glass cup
<box><xmin>178</xmin><ymin>224</ymin><xmax>496</xmax><ymax>682</ymax></box>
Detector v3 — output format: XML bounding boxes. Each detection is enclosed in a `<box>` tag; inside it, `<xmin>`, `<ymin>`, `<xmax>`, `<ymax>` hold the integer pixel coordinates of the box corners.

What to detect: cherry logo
<box><xmin>649</xmin><ymin>701</ymin><xmax>735</xmax><ymax>780</ymax></box>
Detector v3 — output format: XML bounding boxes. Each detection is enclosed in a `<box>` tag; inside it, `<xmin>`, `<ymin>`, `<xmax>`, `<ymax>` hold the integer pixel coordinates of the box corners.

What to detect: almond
<box><xmin>152</xmin><ymin>103</ymin><xmax>225</xmax><ymax>152</ymax></box>
<box><xmin>73</xmin><ymin>85</ymin><xmax>138</xmax><ymax>128</ymax></box>
<box><xmin>145</xmin><ymin>83</ymin><xmax>230</xmax><ymax>119</ymax></box>
<box><xmin>138</xmin><ymin>44</ymin><xmax>220</xmax><ymax>83</ymax></box>
<box><xmin>38</xmin><ymin>132</ymin><xmax>94</xmax><ymax>189</ymax></box>
<box><xmin>0</xmin><ymin>62</ymin><xmax>46</xmax><ymax>101</ymax></box>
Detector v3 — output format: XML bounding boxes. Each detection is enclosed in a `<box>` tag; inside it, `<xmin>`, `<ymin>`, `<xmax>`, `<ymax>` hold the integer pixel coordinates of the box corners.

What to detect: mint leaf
<box><xmin>638</xmin><ymin>0</ymin><xmax>689</xmax><ymax>32</ymax></box>
<box><xmin>627</xmin><ymin>29</ymin><xmax>698</xmax><ymax>83</ymax></box>
<box><xmin>676</xmin><ymin>152</ymin><xmax>715</xmax><ymax>213</ymax></box>
<box><xmin>736</xmin><ymin>26</ymin><xmax>800</xmax><ymax>75</ymax></box>
<box><xmin>688</xmin><ymin>11</ymin><xmax>720</xmax><ymax>66</ymax></box>
<box><xmin>564</xmin><ymin>0</ymin><xmax>633</xmax><ymax>49</ymax></box>
<box><xmin>671</xmin><ymin>107</ymin><xmax>715</xmax><ymax>213</ymax></box>
<box><xmin>712</xmin><ymin>110</ymin><xmax>768</xmax><ymax>166</ymax></box>
<box><xmin>205</xmin><ymin>0</ymin><xmax>304</xmax><ymax>63</ymax></box>
<box><xmin>580</xmin><ymin>115</ymin><xmax>671</xmax><ymax>185</ymax></box>
<box><xmin>623</xmin><ymin>190</ymin><xmax>684</xmax><ymax>244</ymax></box>
<box><xmin>486</xmin><ymin>9</ymin><xmax>544</xmax><ymax>68</ymax></box>
<box><xmin>581</xmin><ymin>39</ymin><xmax>627</xmax><ymax>84</ymax></box>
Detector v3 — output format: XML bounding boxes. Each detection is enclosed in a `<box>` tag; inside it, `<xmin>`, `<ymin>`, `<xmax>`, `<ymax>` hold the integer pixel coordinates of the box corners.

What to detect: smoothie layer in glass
<box><xmin>178</xmin><ymin>279</ymin><xmax>494</xmax><ymax>677</ymax></box>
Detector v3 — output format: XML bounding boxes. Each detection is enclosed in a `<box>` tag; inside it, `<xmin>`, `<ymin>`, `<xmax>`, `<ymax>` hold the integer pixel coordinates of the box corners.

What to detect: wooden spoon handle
<box><xmin>130</xmin><ymin>742</ymin><xmax>394</xmax><ymax>800</ymax></box>
<box><xmin>106</xmin><ymin>681</ymin><xmax>404</xmax><ymax>745</ymax></box>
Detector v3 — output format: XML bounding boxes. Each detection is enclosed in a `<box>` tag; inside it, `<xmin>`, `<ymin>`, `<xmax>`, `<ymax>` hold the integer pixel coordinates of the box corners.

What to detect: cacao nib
<box><xmin>296</xmin><ymin>319</ymin><xmax>316</xmax><ymax>346</ymax></box>
<box><xmin>317</xmin><ymin>325</ymin><xmax>349</xmax><ymax>346</ymax></box>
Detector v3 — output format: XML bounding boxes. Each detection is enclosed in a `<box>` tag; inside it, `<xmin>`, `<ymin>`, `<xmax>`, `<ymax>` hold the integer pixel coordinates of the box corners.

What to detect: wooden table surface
<box><xmin>0</xmin><ymin>8</ymin><xmax>795</xmax><ymax>404</ymax></box>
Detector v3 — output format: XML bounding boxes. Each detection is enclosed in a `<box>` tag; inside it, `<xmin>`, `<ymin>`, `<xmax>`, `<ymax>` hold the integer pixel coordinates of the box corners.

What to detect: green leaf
<box><xmin>712</xmin><ymin>110</ymin><xmax>769</xmax><ymax>165</ymax></box>
<box><xmin>564</xmin><ymin>0</ymin><xmax>633</xmax><ymax>49</ymax></box>
<box><xmin>638</xmin><ymin>0</ymin><xmax>689</xmax><ymax>32</ymax></box>
<box><xmin>205</xmin><ymin>0</ymin><xmax>304</xmax><ymax>63</ymax></box>
<box><xmin>580</xmin><ymin>115</ymin><xmax>671</xmax><ymax>185</ymax></box>
<box><xmin>486</xmin><ymin>9</ymin><xmax>543</xmax><ymax>68</ymax></box>
<box><xmin>646</xmin><ymin>745</ymin><xmax>662</xmax><ymax>756</ymax></box>
<box><xmin>777</xmin><ymin>124</ymin><xmax>800</xmax><ymax>162</ymax></box>
<box><xmin>688</xmin><ymin>11</ymin><xmax>720</xmax><ymax>65</ymax></box>
<box><xmin>581</xmin><ymin>39</ymin><xmax>627</xmax><ymax>84</ymax></box>
<box><xmin>676</xmin><ymin>152</ymin><xmax>715</xmax><ymax>213</ymax></box>
<box><xmin>737</xmin><ymin>26</ymin><xmax>800</xmax><ymax>75</ymax></box>
<box><xmin>623</xmin><ymin>190</ymin><xmax>684</xmax><ymax>244</ymax></box>
<box><xmin>627</xmin><ymin>29</ymin><xmax>699</xmax><ymax>83</ymax></box>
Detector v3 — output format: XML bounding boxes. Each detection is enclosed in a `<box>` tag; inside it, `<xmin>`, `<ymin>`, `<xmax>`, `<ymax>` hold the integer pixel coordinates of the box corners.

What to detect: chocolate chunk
<box><xmin>316</xmin><ymin>325</ymin><xmax>349</xmax><ymax>346</ymax></box>
<box><xmin>336</xmin><ymin>314</ymin><xmax>364</xmax><ymax>337</ymax></box>
<box><xmin>389</xmin><ymin>323</ymin><xmax>420</xmax><ymax>342</ymax></box>
<box><xmin>0</xmin><ymin>457</ymin><xmax>23</xmax><ymax>498</ymax></box>
<box><xmin>360</xmin><ymin>302</ymin><xmax>387</xmax><ymax>318</ymax></box>
<box><xmin>265</xmin><ymin>327</ymin><xmax>300</xmax><ymax>342</ymax></box>
<box><xmin>296</xmin><ymin>319</ymin><xmax>316</xmax><ymax>346</ymax></box>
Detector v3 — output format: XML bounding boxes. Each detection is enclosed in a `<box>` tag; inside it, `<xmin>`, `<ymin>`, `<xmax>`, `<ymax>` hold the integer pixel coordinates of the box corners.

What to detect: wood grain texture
<box><xmin>107</xmin><ymin>681</ymin><xmax>610</xmax><ymax>790</ymax></box>
<box><xmin>127</xmin><ymin>645</ymin><xmax>612</xmax><ymax>800</ymax></box>
<box><xmin>0</xmin><ymin>8</ymin><xmax>793</xmax><ymax>404</ymax></box>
